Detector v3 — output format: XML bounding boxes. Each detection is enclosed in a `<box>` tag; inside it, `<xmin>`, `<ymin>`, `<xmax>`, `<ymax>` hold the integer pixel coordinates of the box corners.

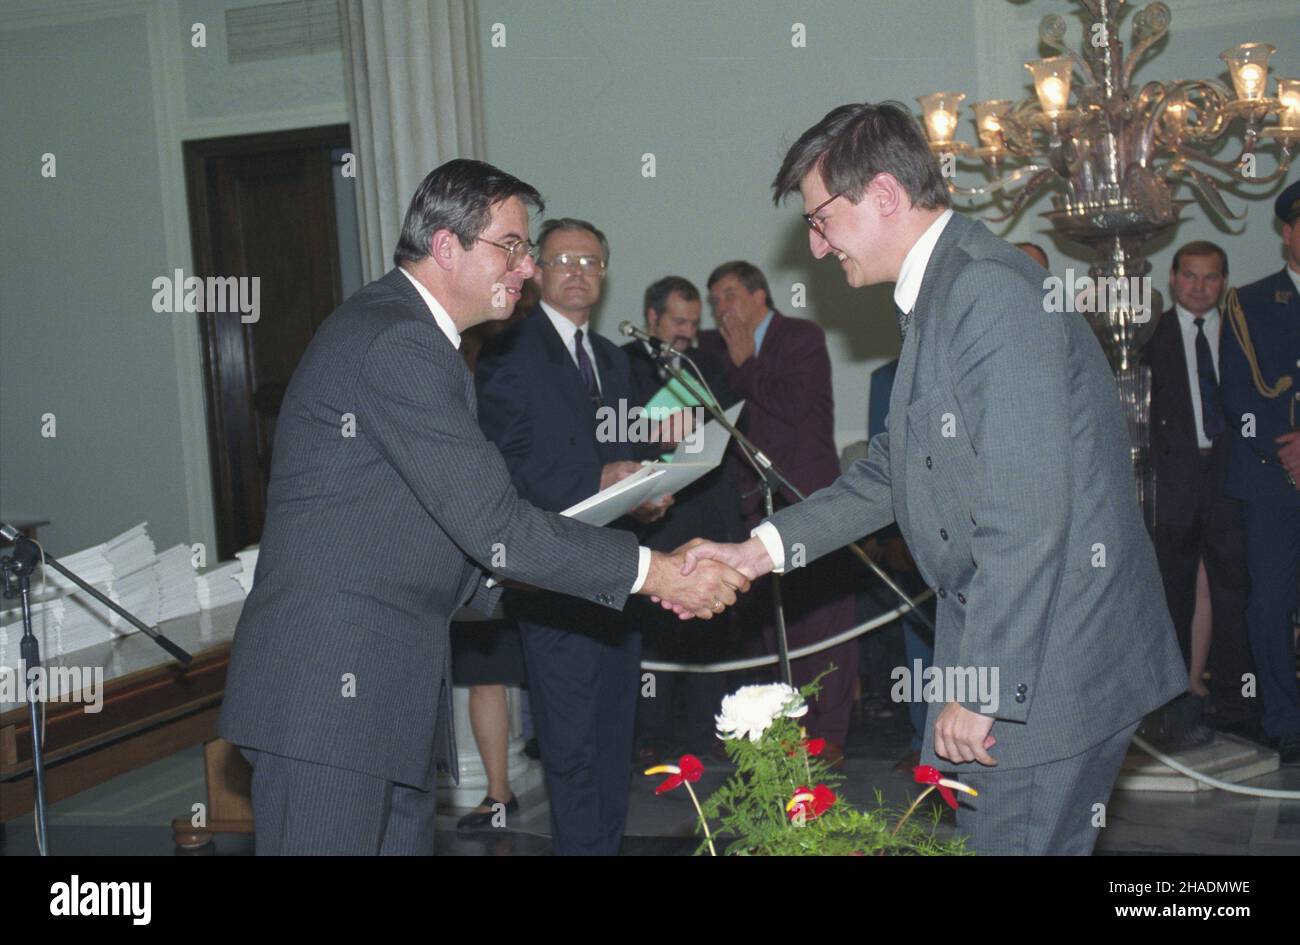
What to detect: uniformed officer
<box><xmin>1219</xmin><ymin>177</ymin><xmax>1300</xmax><ymax>763</ymax></box>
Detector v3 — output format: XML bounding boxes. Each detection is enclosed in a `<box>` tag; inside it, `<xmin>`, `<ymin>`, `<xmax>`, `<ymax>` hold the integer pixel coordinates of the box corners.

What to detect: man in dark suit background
<box><xmin>1220</xmin><ymin>179</ymin><xmax>1300</xmax><ymax>763</ymax></box>
<box><xmin>1144</xmin><ymin>240</ymin><xmax>1255</xmax><ymax>746</ymax></box>
<box><xmin>624</xmin><ymin>276</ymin><xmax>747</xmax><ymax>761</ymax></box>
<box><xmin>699</xmin><ymin>261</ymin><xmax>860</xmax><ymax>762</ymax></box>
<box><xmin>218</xmin><ymin>163</ymin><xmax>749</xmax><ymax>855</ymax></box>
<box><xmin>475</xmin><ymin>218</ymin><xmax>675</xmax><ymax>855</ymax></box>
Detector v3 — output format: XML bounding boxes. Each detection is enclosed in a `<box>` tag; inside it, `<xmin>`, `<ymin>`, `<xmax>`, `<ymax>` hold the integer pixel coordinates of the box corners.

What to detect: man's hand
<box><xmin>1277</xmin><ymin>431</ymin><xmax>1300</xmax><ymax>487</ymax></box>
<box><xmin>600</xmin><ymin>460</ymin><xmax>642</xmax><ymax>491</ymax></box>
<box><xmin>649</xmin><ymin>537</ymin><xmax>774</xmax><ymax>618</ymax></box>
<box><xmin>654</xmin><ymin>409</ymin><xmax>694</xmax><ymax>449</ymax></box>
<box><xmin>631</xmin><ymin>494</ymin><xmax>673</xmax><ymax>524</ymax></box>
<box><xmin>718</xmin><ymin>313</ymin><xmax>756</xmax><ymax>368</ymax></box>
<box><xmin>640</xmin><ymin>548</ymin><xmax>750</xmax><ymax>620</ymax></box>
<box><xmin>933</xmin><ymin>701</ymin><xmax>997</xmax><ymax>766</ymax></box>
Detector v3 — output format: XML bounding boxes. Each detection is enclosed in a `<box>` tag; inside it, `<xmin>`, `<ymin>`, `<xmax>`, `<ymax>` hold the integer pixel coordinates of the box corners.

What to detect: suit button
<box><xmin>938</xmin><ymin>587</ymin><xmax>947</xmax><ymax>598</ymax></box>
<box><xmin>1016</xmin><ymin>683</ymin><xmax>1027</xmax><ymax>694</ymax></box>
<box><xmin>940</xmin><ymin>528</ymin><xmax>949</xmax><ymax>541</ymax></box>
<box><xmin>956</xmin><ymin>592</ymin><xmax>966</xmax><ymax>604</ymax></box>
<box><xmin>1015</xmin><ymin>693</ymin><xmax>1027</xmax><ymax>704</ymax></box>
<box><xmin>925</xmin><ymin>456</ymin><xmax>933</xmax><ymax>469</ymax></box>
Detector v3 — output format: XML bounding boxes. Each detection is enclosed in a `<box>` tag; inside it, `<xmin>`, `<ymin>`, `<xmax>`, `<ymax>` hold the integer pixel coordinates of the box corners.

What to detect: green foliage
<box><xmin>694</xmin><ymin>682</ymin><xmax>970</xmax><ymax>856</ymax></box>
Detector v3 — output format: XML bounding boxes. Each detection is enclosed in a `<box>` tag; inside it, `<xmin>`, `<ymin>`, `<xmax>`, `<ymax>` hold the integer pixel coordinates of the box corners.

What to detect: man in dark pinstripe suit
<box><xmin>217</xmin><ymin>160</ymin><xmax>749</xmax><ymax>855</ymax></box>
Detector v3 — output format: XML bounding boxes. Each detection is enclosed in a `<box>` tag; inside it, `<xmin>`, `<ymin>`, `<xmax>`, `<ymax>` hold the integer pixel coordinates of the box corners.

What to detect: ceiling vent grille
<box><xmin>225</xmin><ymin>0</ymin><xmax>342</xmax><ymax>64</ymax></box>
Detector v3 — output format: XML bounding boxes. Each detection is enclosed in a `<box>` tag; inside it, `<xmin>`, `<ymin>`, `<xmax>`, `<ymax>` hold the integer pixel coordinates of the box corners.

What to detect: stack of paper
<box><xmin>234</xmin><ymin>547</ymin><xmax>259</xmax><ymax>595</ymax></box>
<box><xmin>155</xmin><ymin>544</ymin><xmax>200</xmax><ymax>622</ymax></box>
<box><xmin>196</xmin><ymin>561</ymin><xmax>245</xmax><ymax>610</ymax></box>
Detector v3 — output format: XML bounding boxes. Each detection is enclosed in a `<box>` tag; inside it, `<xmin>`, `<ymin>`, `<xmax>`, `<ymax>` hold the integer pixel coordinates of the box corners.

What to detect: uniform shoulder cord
<box><xmin>1225</xmin><ymin>286</ymin><xmax>1296</xmax><ymax>429</ymax></box>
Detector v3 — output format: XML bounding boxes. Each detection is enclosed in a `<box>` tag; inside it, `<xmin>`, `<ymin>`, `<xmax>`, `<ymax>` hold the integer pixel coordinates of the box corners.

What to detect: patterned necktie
<box><xmin>573</xmin><ymin>328</ymin><xmax>602</xmax><ymax>407</ymax></box>
<box><xmin>1193</xmin><ymin>317</ymin><xmax>1226</xmax><ymax>440</ymax></box>
<box><xmin>895</xmin><ymin>304</ymin><xmax>913</xmax><ymax>342</ymax></box>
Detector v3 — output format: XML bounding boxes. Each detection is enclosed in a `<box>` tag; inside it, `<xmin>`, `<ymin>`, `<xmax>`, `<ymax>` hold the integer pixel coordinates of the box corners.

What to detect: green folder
<box><xmin>643</xmin><ymin>374</ymin><xmax>717</xmax><ymax>462</ymax></box>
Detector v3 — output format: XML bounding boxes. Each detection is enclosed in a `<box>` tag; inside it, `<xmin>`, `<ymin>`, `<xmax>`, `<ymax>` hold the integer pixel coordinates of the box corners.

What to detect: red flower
<box><xmin>646</xmin><ymin>754</ymin><xmax>704</xmax><ymax>795</ymax></box>
<box><xmin>786</xmin><ymin>783</ymin><xmax>836</xmax><ymax>821</ymax></box>
<box><xmin>912</xmin><ymin>765</ymin><xmax>978</xmax><ymax>811</ymax></box>
<box><xmin>805</xmin><ymin>737</ymin><xmax>826</xmax><ymax>756</ymax></box>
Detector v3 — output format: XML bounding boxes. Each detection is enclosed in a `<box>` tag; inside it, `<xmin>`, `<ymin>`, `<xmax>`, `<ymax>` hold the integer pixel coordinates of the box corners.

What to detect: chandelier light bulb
<box><xmin>1220</xmin><ymin>42</ymin><xmax>1275</xmax><ymax>101</ymax></box>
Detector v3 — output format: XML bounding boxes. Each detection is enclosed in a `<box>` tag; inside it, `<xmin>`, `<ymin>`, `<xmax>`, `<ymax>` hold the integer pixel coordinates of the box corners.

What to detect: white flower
<box><xmin>715</xmin><ymin>683</ymin><xmax>808</xmax><ymax>742</ymax></box>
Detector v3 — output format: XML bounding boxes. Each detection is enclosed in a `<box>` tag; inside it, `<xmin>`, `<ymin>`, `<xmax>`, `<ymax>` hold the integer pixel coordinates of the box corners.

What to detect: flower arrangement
<box><xmin>646</xmin><ymin>681</ymin><xmax>974</xmax><ymax>856</ymax></box>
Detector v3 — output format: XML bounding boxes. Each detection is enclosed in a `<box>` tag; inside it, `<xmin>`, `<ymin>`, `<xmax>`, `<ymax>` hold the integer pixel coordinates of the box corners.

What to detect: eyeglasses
<box><xmin>477</xmin><ymin>236</ymin><xmax>535</xmax><ymax>272</ymax></box>
<box><xmin>538</xmin><ymin>252</ymin><xmax>607</xmax><ymax>276</ymax></box>
<box><xmin>802</xmin><ymin>192</ymin><xmax>843</xmax><ymax>238</ymax></box>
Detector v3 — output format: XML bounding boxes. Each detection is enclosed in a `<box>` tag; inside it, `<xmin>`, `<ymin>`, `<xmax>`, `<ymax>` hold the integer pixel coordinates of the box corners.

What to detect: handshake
<box><xmin>638</xmin><ymin>536</ymin><xmax>777</xmax><ymax>621</ymax></box>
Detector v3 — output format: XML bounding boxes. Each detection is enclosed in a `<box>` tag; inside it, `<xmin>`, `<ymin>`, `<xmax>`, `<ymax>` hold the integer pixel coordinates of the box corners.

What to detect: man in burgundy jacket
<box><xmin>699</xmin><ymin>260</ymin><xmax>859</xmax><ymax>759</ymax></box>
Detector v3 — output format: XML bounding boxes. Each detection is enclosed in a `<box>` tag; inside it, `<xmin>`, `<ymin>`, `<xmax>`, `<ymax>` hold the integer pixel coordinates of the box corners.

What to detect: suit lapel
<box><xmin>381</xmin><ymin>268</ymin><xmax>478</xmax><ymax>416</ymax></box>
<box><xmin>888</xmin><ymin>214</ymin><xmax>970</xmax><ymax>528</ymax></box>
<box><xmin>532</xmin><ymin>307</ymin><xmax>600</xmax><ymax>421</ymax></box>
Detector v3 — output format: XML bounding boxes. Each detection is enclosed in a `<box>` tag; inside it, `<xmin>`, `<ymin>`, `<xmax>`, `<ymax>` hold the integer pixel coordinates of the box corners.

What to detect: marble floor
<box><xmin>3</xmin><ymin>702</ymin><xmax>1299</xmax><ymax>856</ymax></box>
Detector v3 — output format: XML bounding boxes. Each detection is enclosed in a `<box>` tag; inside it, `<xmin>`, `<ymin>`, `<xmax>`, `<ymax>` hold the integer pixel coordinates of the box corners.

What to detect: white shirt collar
<box><xmin>1288</xmin><ymin>265</ymin><xmax>1300</xmax><ymax>296</ymax></box>
<box><xmin>399</xmin><ymin>267</ymin><xmax>460</xmax><ymax>349</ymax></box>
<box><xmin>540</xmin><ymin>300</ymin><xmax>589</xmax><ymax>347</ymax></box>
<box><xmin>1175</xmin><ymin>303</ymin><xmax>1219</xmax><ymax>327</ymax></box>
<box><xmin>893</xmin><ymin>209</ymin><xmax>954</xmax><ymax>316</ymax></box>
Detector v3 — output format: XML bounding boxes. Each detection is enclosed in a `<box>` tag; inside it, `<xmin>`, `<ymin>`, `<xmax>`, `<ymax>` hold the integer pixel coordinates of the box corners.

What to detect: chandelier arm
<box><xmin>1175</xmin><ymin>142</ymin><xmax>1279</xmax><ymax>179</ymax></box>
<box><xmin>1166</xmin><ymin>165</ymin><xmax>1246</xmax><ymax>221</ymax></box>
<box><xmin>1121</xmin><ymin>7</ymin><xmax>1172</xmax><ymax>88</ymax></box>
<box><xmin>946</xmin><ymin>164</ymin><xmax>1050</xmax><ymax>199</ymax></box>
<box><xmin>980</xmin><ymin>168</ymin><xmax>1058</xmax><ymax>224</ymax></box>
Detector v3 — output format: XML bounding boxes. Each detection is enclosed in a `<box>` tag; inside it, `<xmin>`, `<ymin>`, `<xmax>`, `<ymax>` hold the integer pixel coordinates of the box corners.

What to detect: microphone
<box><xmin>0</xmin><ymin>522</ymin><xmax>22</xmax><ymax>543</ymax></box>
<box><xmin>618</xmin><ymin>321</ymin><xmax>670</xmax><ymax>352</ymax></box>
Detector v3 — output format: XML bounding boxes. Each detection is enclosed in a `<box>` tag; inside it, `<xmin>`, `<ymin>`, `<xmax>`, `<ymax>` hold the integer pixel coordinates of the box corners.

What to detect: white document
<box><xmin>559</xmin><ymin>401</ymin><xmax>744</xmax><ymax>526</ymax></box>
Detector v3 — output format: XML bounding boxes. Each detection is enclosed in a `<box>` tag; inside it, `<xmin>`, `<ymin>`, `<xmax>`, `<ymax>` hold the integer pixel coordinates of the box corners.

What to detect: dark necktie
<box><xmin>895</xmin><ymin>303</ymin><xmax>913</xmax><ymax>341</ymax></box>
<box><xmin>1193</xmin><ymin>317</ymin><xmax>1226</xmax><ymax>440</ymax></box>
<box><xmin>573</xmin><ymin>328</ymin><xmax>602</xmax><ymax>407</ymax></box>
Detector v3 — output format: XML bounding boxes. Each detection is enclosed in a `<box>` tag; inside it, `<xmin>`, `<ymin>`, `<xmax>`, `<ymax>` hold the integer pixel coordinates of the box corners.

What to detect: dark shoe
<box><xmin>522</xmin><ymin>737</ymin><xmax>541</xmax><ymax>761</ymax></box>
<box><xmin>893</xmin><ymin>748</ymin><xmax>922</xmax><ymax>775</ymax></box>
<box><xmin>456</xmin><ymin>794</ymin><xmax>519</xmax><ymax>833</ymax></box>
<box><xmin>1215</xmin><ymin>717</ymin><xmax>1268</xmax><ymax>746</ymax></box>
<box><xmin>1277</xmin><ymin>735</ymin><xmax>1300</xmax><ymax>765</ymax></box>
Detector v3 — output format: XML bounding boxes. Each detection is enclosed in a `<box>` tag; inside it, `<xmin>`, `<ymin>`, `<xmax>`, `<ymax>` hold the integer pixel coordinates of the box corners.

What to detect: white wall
<box><xmin>477</xmin><ymin>0</ymin><xmax>1300</xmax><ymax>448</ymax></box>
<box><xmin>1</xmin><ymin>0</ymin><xmax>1295</xmax><ymax>556</ymax></box>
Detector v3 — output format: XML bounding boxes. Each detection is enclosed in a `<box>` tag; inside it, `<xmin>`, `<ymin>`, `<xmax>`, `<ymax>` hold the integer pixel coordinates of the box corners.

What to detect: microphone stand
<box><xmin>0</xmin><ymin>525</ymin><xmax>193</xmax><ymax>854</ymax></box>
<box><xmin>646</xmin><ymin>344</ymin><xmax>934</xmax><ymax>687</ymax></box>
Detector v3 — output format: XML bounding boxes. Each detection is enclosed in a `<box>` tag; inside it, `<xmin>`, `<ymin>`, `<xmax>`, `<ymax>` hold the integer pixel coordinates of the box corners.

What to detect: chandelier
<box><xmin>915</xmin><ymin>0</ymin><xmax>1297</xmax><ymax>510</ymax></box>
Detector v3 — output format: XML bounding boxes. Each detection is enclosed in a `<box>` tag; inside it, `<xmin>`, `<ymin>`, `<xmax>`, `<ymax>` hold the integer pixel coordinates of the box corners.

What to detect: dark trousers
<box><xmin>955</xmin><ymin>720</ymin><xmax>1139</xmax><ymax>855</ymax></box>
<box><xmin>241</xmin><ymin>747</ymin><xmax>436</xmax><ymax>855</ymax></box>
<box><xmin>1152</xmin><ymin>465</ymin><xmax>1254</xmax><ymax>725</ymax></box>
<box><xmin>634</xmin><ymin>603</ymin><xmax>734</xmax><ymax>755</ymax></box>
<box><xmin>739</xmin><ymin>547</ymin><xmax>859</xmax><ymax>745</ymax></box>
<box><xmin>518</xmin><ymin>618</ymin><xmax>641</xmax><ymax>855</ymax></box>
<box><xmin>1240</xmin><ymin>503</ymin><xmax>1300</xmax><ymax>739</ymax></box>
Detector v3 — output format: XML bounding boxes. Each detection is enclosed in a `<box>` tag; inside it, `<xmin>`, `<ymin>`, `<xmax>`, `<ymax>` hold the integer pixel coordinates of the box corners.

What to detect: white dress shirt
<box><xmin>541</xmin><ymin>301</ymin><xmax>602</xmax><ymax>392</ymax></box>
<box><xmin>402</xmin><ymin>272</ymin><xmax>650</xmax><ymax>592</ymax></box>
<box><xmin>1174</xmin><ymin>304</ymin><xmax>1221</xmax><ymax>450</ymax></box>
<box><xmin>751</xmin><ymin>209</ymin><xmax>953</xmax><ymax>572</ymax></box>
<box><xmin>400</xmin><ymin>267</ymin><xmax>461</xmax><ymax>349</ymax></box>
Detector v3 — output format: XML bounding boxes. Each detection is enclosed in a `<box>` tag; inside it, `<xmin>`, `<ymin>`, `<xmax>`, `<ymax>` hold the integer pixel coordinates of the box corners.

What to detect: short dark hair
<box><xmin>772</xmin><ymin>101</ymin><xmax>950</xmax><ymax>211</ymax></box>
<box><xmin>1015</xmin><ymin>242</ymin><xmax>1050</xmax><ymax>267</ymax></box>
<box><xmin>536</xmin><ymin>217</ymin><xmax>610</xmax><ymax>264</ymax></box>
<box><xmin>644</xmin><ymin>276</ymin><xmax>700</xmax><ymax>320</ymax></box>
<box><xmin>393</xmin><ymin>159</ymin><xmax>543</xmax><ymax>267</ymax></box>
<box><xmin>1172</xmin><ymin>240</ymin><xmax>1228</xmax><ymax>278</ymax></box>
<box><xmin>706</xmin><ymin>261</ymin><xmax>771</xmax><ymax>308</ymax></box>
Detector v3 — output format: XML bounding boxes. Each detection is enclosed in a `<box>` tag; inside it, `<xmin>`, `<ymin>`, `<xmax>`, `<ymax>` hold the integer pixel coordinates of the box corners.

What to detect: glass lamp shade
<box><xmin>1278</xmin><ymin>78</ymin><xmax>1300</xmax><ymax>130</ymax></box>
<box><xmin>971</xmin><ymin>99</ymin><xmax>1012</xmax><ymax>148</ymax></box>
<box><xmin>1220</xmin><ymin>43</ymin><xmax>1275</xmax><ymax>101</ymax></box>
<box><xmin>917</xmin><ymin>92</ymin><xmax>966</xmax><ymax>146</ymax></box>
<box><xmin>1026</xmin><ymin>57</ymin><xmax>1072</xmax><ymax>116</ymax></box>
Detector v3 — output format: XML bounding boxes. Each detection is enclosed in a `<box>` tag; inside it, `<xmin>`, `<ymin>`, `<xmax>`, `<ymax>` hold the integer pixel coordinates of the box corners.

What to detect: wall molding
<box><xmin>179</xmin><ymin>103</ymin><xmax>351</xmax><ymax>142</ymax></box>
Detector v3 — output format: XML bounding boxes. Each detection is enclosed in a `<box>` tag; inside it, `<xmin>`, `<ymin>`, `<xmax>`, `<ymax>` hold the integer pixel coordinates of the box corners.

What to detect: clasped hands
<box><xmin>640</xmin><ymin>536</ymin><xmax>775</xmax><ymax>621</ymax></box>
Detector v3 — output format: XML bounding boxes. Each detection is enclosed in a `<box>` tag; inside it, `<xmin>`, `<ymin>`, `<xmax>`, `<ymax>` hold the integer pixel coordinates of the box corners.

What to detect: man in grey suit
<box><xmin>676</xmin><ymin>103</ymin><xmax>1185</xmax><ymax>854</ymax></box>
<box><xmin>217</xmin><ymin>159</ymin><xmax>748</xmax><ymax>855</ymax></box>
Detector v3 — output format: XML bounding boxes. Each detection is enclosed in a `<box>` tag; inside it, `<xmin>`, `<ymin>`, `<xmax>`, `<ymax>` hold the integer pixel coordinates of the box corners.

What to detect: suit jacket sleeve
<box><xmin>764</xmin><ymin>427</ymin><xmax>894</xmax><ymax>563</ymax></box>
<box><xmin>946</xmin><ymin>259</ymin><xmax>1071</xmax><ymax>721</ymax></box>
<box><xmin>730</xmin><ymin>322</ymin><xmax>831</xmax><ymax>426</ymax></box>
<box><xmin>358</xmin><ymin>319</ymin><xmax>639</xmax><ymax>608</ymax></box>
